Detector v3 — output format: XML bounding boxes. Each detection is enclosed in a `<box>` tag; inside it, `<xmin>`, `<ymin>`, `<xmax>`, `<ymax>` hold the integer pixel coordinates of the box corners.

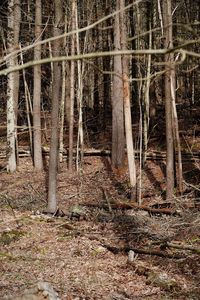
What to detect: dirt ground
<box><xmin>0</xmin><ymin>156</ymin><xmax>200</xmax><ymax>299</ymax></box>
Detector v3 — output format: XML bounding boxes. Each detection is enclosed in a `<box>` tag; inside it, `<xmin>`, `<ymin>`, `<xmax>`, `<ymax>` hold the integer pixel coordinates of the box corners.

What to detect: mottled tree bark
<box><xmin>7</xmin><ymin>0</ymin><xmax>21</xmax><ymax>172</ymax></box>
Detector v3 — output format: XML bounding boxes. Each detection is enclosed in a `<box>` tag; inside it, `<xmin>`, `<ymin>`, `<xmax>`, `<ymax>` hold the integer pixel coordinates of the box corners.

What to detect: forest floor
<box><xmin>0</xmin><ymin>155</ymin><xmax>200</xmax><ymax>299</ymax></box>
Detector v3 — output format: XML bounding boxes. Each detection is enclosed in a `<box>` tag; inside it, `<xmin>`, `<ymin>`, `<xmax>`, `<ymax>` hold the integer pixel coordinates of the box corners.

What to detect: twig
<box><xmin>102</xmin><ymin>188</ymin><xmax>113</xmax><ymax>214</ymax></box>
<box><xmin>3</xmin><ymin>195</ymin><xmax>20</xmax><ymax>228</ymax></box>
<box><xmin>183</xmin><ymin>180</ymin><xmax>200</xmax><ymax>192</ymax></box>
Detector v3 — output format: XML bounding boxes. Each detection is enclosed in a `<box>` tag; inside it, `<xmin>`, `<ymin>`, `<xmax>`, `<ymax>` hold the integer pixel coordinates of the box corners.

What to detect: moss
<box><xmin>0</xmin><ymin>229</ymin><xmax>25</xmax><ymax>245</ymax></box>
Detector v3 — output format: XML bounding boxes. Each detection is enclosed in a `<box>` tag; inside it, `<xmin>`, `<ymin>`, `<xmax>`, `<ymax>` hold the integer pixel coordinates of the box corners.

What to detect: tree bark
<box><xmin>162</xmin><ymin>0</ymin><xmax>174</xmax><ymax>201</ymax></box>
<box><xmin>47</xmin><ymin>0</ymin><xmax>63</xmax><ymax>213</ymax></box>
<box><xmin>7</xmin><ymin>0</ymin><xmax>20</xmax><ymax>172</ymax></box>
<box><xmin>68</xmin><ymin>0</ymin><xmax>76</xmax><ymax>171</ymax></box>
<box><xmin>120</xmin><ymin>0</ymin><xmax>137</xmax><ymax>199</ymax></box>
<box><xmin>33</xmin><ymin>0</ymin><xmax>43</xmax><ymax>170</ymax></box>
<box><xmin>112</xmin><ymin>0</ymin><xmax>125</xmax><ymax>170</ymax></box>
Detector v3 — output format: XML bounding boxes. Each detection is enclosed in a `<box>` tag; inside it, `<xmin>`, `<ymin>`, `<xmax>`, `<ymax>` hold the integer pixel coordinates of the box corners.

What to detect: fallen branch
<box><xmin>83</xmin><ymin>200</ymin><xmax>179</xmax><ymax>216</ymax></box>
<box><xmin>102</xmin><ymin>244</ymin><xmax>184</xmax><ymax>259</ymax></box>
<box><xmin>165</xmin><ymin>242</ymin><xmax>200</xmax><ymax>254</ymax></box>
<box><xmin>1</xmin><ymin>147</ymin><xmax>200</xmax><ymax>161</ymax></box>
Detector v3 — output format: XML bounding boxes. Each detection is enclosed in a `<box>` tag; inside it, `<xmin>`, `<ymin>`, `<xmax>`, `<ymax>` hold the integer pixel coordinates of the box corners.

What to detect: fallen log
<box><xmin>83</xmin><ymin>200</ymin><xmax>180</xmax><ymax>216</ymax></box>
<box><xmin>0</xmin><ymin>147</ymin><xmax>199</xmax><ymax>162</ymax></box>
<box><xmin>164</xmin><ymin>242</ymin><xmax>200</xmax><ymax>254</ymax></box>
<box><xmin>102</xmin><ymin>244</ymin><xmax>184</xmax><ymax>259</ymax></box>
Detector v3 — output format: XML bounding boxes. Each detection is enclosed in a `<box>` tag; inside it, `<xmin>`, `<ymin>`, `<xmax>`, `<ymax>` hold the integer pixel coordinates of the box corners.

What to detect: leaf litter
<box><xmin>0</xmin><ymin>157</ymin><xmax>200</xmax><ymax>299</ymax></box>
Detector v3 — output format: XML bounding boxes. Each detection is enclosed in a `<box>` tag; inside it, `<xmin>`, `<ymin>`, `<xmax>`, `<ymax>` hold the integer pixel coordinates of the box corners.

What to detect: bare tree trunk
<box><xmin>33</xmin><ymin>0</ymin><xmax>43</xmax><ymax>170</ymax></box>
<box><xmin>47</xmin><ymin>0</ymin><xmax>63</xmax><ymax>213</ymax></box>
<box><xmin>143</xmin><ymin>4</ymin><xmax>152</xmax><ymax>165</ymax></box>
<box><xmin>112</xmin><ymin>0</ymin><xmax>125</xmax><ymax>170</ymax></box>
<box><xmin>59</xmin><ymin>20</ymin><xmax>67</xmax><ymax>163</ymax></box>
<box><xmin>162</xmin><ymin>0</ymin><xmax>174</xmax><ymax>201</ymax></box>
<box><xmin>68</xmin><ymin>0</ymin><xmax>76</xmax><ymax>171</ymax></box>
<box><xmin>120</xmin><ymin>0</ymin><xmax>137</xmax><ymax>199</ymax></box>
<box><xmin>75</xmin><ymin>1</ymin><xmax>84</xmax><ymax>172</ymax></box>
<box><xmin>7</xmin><ymin>0</ymin><xmax>20</xmax><ymax>172</ymax></box>
<box><xmin>20</xmin><ymin>50</ymin><xmax>33</xmax><ymax>156</ymax></box>
<box><xmin>59</xmin><ymin>61</ymin><xmax>66</xmax><ymax>163</ymax></box>
<box><xmin>171</xmin><ymin>70</ymin><xmax>183</xmax><ymax>194</ymax></box>
<box><xmin>65</xmin><ymin>61</ymin><xmax>71</xmax><ymax>124</ymax></box>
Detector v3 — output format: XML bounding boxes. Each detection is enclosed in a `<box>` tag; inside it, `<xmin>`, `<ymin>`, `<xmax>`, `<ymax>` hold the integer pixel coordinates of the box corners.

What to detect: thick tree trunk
<box><xmin>33</xmin><ymin>0</ymin><xmax>43</xmax><ymax>170</ymax></box>
<box><xmin>47</xmin><ymin>0</ymin><xmax>63</xmax><ymax>213</ymax></box>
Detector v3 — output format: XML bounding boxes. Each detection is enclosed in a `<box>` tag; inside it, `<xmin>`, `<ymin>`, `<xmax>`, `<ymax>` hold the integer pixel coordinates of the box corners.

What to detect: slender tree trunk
<box><xmin>13</xmin><ymin>0</ymin><xmax>20</xmax><ymax>127</ymax></box>
<box><xmin>75</xmin><ymin>2</ymin><xmax>84</xmax><ymax>172</ymax></box>
<box><xmin>33</xmin><ymin>0</ymin><xmax>43</xmax><ymax>170</ymax></box>
<box><xmin>7</xmin><ymin>0</ymin><xmax>20</xmax><ymax>172</ymax></box>
<box><xmin>162</xmin><ymin>0</ymin><xmax>174</xmax><ymax>200</ymax></box>
<box><xmin>47</xmin><ymin>0</ymin><xmax>63</xmax><ymax>213</ymax></box>
<box><xmin>59</xmin><ymin>61</ymin><xmax>66</xmax><ymax>163</ymax></box>
<box><xmin>171</xmin><ymin>69</ymin><xmax>183</xmax><ymax>195</ymax></box>
<box><xmin>20</xmin><ymin>50</ymin><xmax>33</xmax><ymax>157</ymax></box>
<box><xmin>120</xmin><ymin>0</ymin><xmax>137</xmax><ymax>199</ymax></box>
<box><xmin>143</xmin><ymin>3</ymin><xmax>152</xmax><ymax>165</ymax></box>
<box><xmin>68</xmin><ymin>0</ymin><xmax>76</xmax><ymax>171</ymax></box>
<box><xmin>59</xmin><ymin>20</ymin><xmax>67</xmax><ymax>163</ymax></box>
<box><xmin>112</xmin><ymin>0</ymin><xmax>125</xmax><ymax>170</ymax></box>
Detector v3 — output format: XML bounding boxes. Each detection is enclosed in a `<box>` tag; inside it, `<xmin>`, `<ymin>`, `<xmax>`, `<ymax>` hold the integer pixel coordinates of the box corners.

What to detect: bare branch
<box><xmin>0</xmin><ymin>0</ymin><xmax>145</xmax><ymax>65</ymax></box>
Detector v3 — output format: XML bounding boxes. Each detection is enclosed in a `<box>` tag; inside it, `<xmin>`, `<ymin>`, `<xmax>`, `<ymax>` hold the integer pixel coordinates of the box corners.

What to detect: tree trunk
<box><xmin>7</xmin><ymin>0</ymin><xmax>20</xmax><ymax>172</ymax></box>
<box><xmin>120</xmin><ymin>0</ymin><xmax>137</xmax><ymax>199</ymax></box>
<box><xmin>33</xmin><ymin>0</ymin><xmax>43</xmax><ymax>170</ymax></box>
<box><xmin>112</xmin><ymin>0</ymin><xmax>125</xmax><ymax>170</ymax></box>
<box><xmin>143</xmin><ymin>2</ymin><xmax>152</xmax><ymax>165</ymax></box>
<box><xmin>68</xmin><ymin>0</ymin><xmax>76</xmax><ymax>171</ymax></box>
<box><xmin>47</xmin><ymin>0</ymin><xmax>63</xmax><ymax>213</ymax></box>
<box><xmin>162</xmin><ymin>0</ymin><xmax>174</xmax><ymax>201</ymax></box>
<box><xmin>75</xmin><ymin>2</ymin><xmax>84</xmax><ymax>172</ymax></box>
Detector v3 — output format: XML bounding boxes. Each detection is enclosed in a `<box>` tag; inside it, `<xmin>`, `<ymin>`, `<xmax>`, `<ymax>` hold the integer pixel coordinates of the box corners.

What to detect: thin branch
<box><xmin>0</xmin><ymin>49</ymin><xmax>165</xmax><ymax>76</ymax></box>
<box><xmin>0</xmin><ymin>0</ymin><xmax>145</xmax><ymax>65</ymax></box>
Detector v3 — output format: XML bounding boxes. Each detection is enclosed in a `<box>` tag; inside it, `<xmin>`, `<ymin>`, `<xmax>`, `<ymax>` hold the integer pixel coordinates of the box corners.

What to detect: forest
<box><xmin>0</xmin><ymin>0</ymin><xmax>200</xmax><ymax>299</ymax></box>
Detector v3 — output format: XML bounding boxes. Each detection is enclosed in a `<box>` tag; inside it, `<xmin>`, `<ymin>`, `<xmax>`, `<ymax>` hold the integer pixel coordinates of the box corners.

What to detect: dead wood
<box><xmin>102</xmin><ymin>244</ymin><xmax>184</xmax><ymax>259</ymax></box>
<box><xmin>0</xmin><ymin>147</ymin><xmax>200</xmax><ymax>162</ymax></box>
<box><xmin>164</xmin><ymin>242</ymin><xmax>200</xmax><ymax>254</ymax></box>
<box><xmin>83</xmin><ymin>200</ymin><xmax>180</xmax><ymax>215</ymax></box>
<box><xmin>3</xmin><ymin>282</ymin><xmax>60</xmax><ymax>300</ymax></box>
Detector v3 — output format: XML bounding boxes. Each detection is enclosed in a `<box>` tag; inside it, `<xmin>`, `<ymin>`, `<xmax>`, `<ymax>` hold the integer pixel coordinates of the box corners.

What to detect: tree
<box><xmin>47</xmin><ymin>0</ymin><xmax>63</xmax><ymax>213</ymax></box>
<box><xmin>120</xmin><ymin>0</ymin><xmax>137</xmax><ymax>199</ymax></box>
<box><xmin>33</xmin><ymin>0</ymin><xmax>43</xmax><ymax>171</ymax></box>
<box><xmin>162</xmin><ymin>0</ymin><xmax>175</xmax><ymax>201</ymax></box>
<box><xmin>111</xmin><ymin>0</ymin><xmax>125</xmax><ymax>170</ymax></box>
<box><xmin>68</xmin><ymin>0</ymin><xmax>76</xmax><ymax>171</ymax></box>
<box><xmin>7</xmin><ymin>0</ymin><xmax>21</xmax><ymax>172</ymax></box>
